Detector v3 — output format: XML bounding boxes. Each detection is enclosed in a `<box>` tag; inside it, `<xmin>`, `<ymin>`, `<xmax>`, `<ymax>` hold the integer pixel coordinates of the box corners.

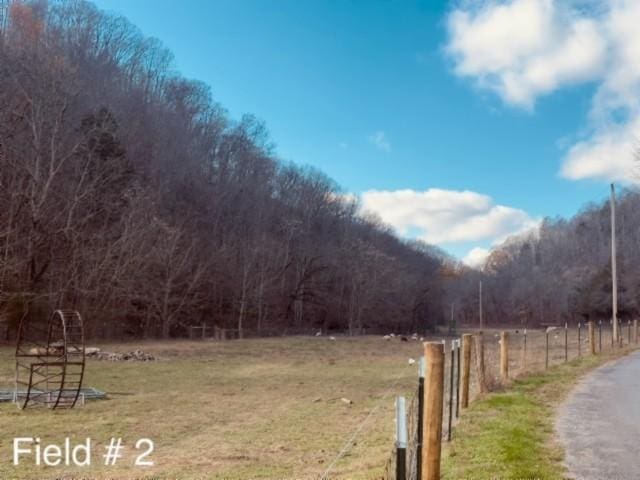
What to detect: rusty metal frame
<box><xmin>15</xmin><ymin>310</ymin><xmax>85</xmax><ymax>409</ymax></box>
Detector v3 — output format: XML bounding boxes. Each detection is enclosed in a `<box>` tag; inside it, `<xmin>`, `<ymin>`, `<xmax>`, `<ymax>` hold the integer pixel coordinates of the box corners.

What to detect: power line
<box><xmin>610</xmin><ymin>183</ymin><xmax>618</xmax><ymax>343</ymax></box>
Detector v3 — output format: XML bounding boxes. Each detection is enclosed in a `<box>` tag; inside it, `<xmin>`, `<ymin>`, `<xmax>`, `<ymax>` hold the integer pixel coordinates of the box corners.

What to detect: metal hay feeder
<box><xmin>14</xmin><ymin>310</ymin><xmax>85</xmax><ymax>409</ymax></box>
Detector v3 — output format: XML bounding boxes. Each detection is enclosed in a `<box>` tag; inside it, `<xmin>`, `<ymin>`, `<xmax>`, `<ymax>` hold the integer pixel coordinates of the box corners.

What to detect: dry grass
<box><xmin>0</xmin><ymin>325</ymin><xmax>623</xmax><ymax>479</ymax></box>
<box><xmin>477</xmin><ymin>323</ymin><xmax>623</xmax><ymax>386</ymax></box>
<box><xmin>0</xmin><ymin>336</ymin><xmax>426</xmax><ymax>480</ymax></box>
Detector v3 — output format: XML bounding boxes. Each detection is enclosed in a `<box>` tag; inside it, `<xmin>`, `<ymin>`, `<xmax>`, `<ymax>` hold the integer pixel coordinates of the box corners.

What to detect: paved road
<box><xmin>556</xmin><ymin>351</ymin><xmax>640</xmax><ymax>480</ymax></box>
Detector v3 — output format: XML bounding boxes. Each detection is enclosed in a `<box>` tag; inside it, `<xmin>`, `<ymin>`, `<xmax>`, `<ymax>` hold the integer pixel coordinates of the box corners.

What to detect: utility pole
<box><xmin>450</xmin><ymin>302</ymin><xmax>455</xmax><ymax>335</ymax></box>
<box><xmin>611</xmin><ymin>183</ymin><xmax>618</xmax><ymax>344</ymax></box>
<box><xmin>476</xmin><ymin>280</ymin><xmax>487</xmax><ymax>393</ymax></box>
<box><xmin>479</xmin><ymin>280</ymin><xmax>483</xmax><ymax>331</ymax></box>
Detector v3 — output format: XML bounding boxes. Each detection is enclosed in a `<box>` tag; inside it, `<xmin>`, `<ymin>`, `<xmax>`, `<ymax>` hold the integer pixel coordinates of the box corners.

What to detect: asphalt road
<box><xmin>556</xmin><ymin>351</ymin><xmax>640</xmax><ymax>480</ymax></box>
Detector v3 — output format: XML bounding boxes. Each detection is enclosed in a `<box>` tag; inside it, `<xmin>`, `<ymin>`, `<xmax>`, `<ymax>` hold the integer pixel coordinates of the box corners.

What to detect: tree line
<box><xmin>0</xmin><ymin>0</ymin><xmax>449</xmax><ymax>339</ymax></box>
<box><xmin>2</xmin><ymin>0</ymin><xmax>631</xmax><ymax>340</ymax></box>
<box><xmin>458</xmin><ymin>188</ymin><xmax>640</xmax><ymax>327</ymax></box>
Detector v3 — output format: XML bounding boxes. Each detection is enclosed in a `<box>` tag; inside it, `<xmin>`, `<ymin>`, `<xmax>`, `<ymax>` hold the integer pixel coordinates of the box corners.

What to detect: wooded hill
<box><xmin>0</xmin><ymin>0</ymin><xmax>448</xmax><ymax>339</ymax></box>
<box><xmin>467</xmin><ymin>189</ymin><xmax>640</xmax><ymax>327</ymax></box>
<box><xmin>1</xmin><ymin>1</ymin><xmax>635</xmax><ymax>340</ymax></box>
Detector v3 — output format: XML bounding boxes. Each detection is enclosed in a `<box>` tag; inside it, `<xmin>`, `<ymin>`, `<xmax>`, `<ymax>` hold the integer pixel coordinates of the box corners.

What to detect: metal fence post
<box><xmin>578</xmin><ymin>322</ymin><xmax>581</xmax><ymax>357</ymax></box>
<box><xmin>545</xmin><ymin>330</ymin><xmax>549</xmax><ymax>369</ymax></box>
<box><xmin>460</xmin><ymin>334</ymin><xmax>472</xmax><ymax>409</ymax></box>
<box><xmin>455</xmin><ymin>339</ymin><xmax>461</xmax><ymax>418</ymax></box>
<box><xmin>599</xmin><ymin>320</ymin><xmax>602</xmax><ymax>352</ymax></box>
<box><xmin>417</xmin><ymin>357</ymin><xmax>425</xmax><ymax>480</ymax></box>
<box><xmin>447</xmin><ymin>341</ymin><xmax>455</xmax><ymax>442</ymax></box>
<box><xmin>396</xmin><ymin>396</ymin><xmax>407</xmax><ymax>480</ymax></box>
<box><xmin>522</xmin><ymin>328</ymin><xmax>527</xmax><ymax>369</ymax></box>
<box><xmin>500</xmin><ymin>331</ymin><xmax>508</xmax><ymax>381</ymax></box>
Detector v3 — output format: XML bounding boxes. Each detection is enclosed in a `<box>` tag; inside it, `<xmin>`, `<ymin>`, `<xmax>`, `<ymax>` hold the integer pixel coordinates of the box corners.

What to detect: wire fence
<box><xmin>383</xmin><ymin>320</ymin><xmax>640</xmax><ymax>480</ymax></box>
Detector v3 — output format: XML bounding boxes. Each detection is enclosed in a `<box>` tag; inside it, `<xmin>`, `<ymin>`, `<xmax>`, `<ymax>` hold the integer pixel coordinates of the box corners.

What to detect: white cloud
<box><xmin>360</xmin><ymin>188</ymin><xmax>538</xmax><ymax>244</ymax></box>
<box><xmin>445</xmin><ymin>0</ymin><xmax>640</xmax><ymax>182</ymax></box>
<box><xmin>562</xmin><ymin>116</ymin><xmax>640</xmax><ymax>181</ymax></box>
<box><xmin>463</xmin><ymin>247</ymin><xmax>491</xmax><ymax>268</ymax></box>
<box><xmin>446</xmin><ymin>0</ymin><xmax>606</xmax><ymax>109</ymax></box>
<box><xmin>595</xmin><ymin>0</ymin><xmax>640</xmax><ymax>116</ymax></box>
<box><xmin>568</xmin><ymin>0</ymin><xmax>640</xmax><ymax>183</ymax></box>
<box><xmin>368</xmin><ymin>131</ymin><xmax>391</xmax><ymax>152</ymax></box>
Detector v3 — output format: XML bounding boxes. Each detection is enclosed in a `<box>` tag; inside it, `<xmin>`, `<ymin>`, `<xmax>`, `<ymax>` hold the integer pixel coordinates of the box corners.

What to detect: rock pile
<box><xmin>87</xmin><ymin>349</ymin><xmax>156</xmax><ymax>362</ymax></box>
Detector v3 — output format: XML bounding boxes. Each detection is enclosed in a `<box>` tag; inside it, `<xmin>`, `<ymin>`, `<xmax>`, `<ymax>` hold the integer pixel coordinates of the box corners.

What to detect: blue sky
<box><xmin>92</xmin><ymin>0</ymin><xmax>640</xmax><ymax>264</ymax></box>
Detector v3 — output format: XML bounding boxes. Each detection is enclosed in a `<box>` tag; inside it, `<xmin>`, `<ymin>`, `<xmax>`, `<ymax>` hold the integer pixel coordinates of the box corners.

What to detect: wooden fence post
<box><xmin>500</xmin><ymin>331</ymin><xmax>508</xmax><ymax>382</ymax></box>
<box><xmin>460</xmin><ymin>334</ymin><xmax>472</xmax><ymax>409</ymax></box>
<box><xmin>474</xmin><ymin>332</ymin><xmax>487</xmax><ymax>394</ymax></box>
<box><xmin>421</xmin><ymin>342</ymin><xmax>444</xmax><ymax>480</ymax></box>
<box><xmin>588</xmin><ymin>321</ymin><xmax>595</xmax><ymax>355</ymax></box>
<box><xmin>564</xmin><ymin>323</ymin><xmax>568</xmax><ymax>362</ymax></box>
<box><xmin>634</xmin><ymin>319</ymin><xmax>638</xmax><ymax>344</ymax></box>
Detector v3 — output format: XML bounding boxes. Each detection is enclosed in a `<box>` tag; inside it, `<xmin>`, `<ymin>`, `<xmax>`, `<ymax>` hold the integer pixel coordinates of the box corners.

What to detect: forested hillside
<box><xmin>2</xmin><ymin>0</ymin><xmax>636</xmax><ymax>340</ymax></box>
<box><xmin>0</xmin><ymin>0</ymin><xmax>450</xmax><ymax>339</ymax></box>
<box><xmin>466</xmin><ymin>189</ymin><xmax>640</xmax><ymax>327</ymax></box>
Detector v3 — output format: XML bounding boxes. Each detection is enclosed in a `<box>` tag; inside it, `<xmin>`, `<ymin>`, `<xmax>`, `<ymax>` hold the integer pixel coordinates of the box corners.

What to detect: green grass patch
<box><xmin>442</xmin><ymin>349</ymin><xmax>635</xmax><ymax>480</ymax></box>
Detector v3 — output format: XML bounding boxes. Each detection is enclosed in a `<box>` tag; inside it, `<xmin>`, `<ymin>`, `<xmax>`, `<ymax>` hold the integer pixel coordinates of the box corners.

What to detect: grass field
<box><xmin>0</xmin><ymin>326</ymin><xmax>624</xmax><ymax>479</ymax></box>
<box><xmin>0</xmin><ymin>336</ymin><xmax>425</xmax><ymax>480</ymax></box>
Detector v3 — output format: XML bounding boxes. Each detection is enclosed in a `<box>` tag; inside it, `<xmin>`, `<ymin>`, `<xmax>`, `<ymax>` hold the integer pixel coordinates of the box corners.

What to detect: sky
<box><xmin>92</xmin><ymin>0</ymin><xmax>640</xmax><ymax>266</ymax></box>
